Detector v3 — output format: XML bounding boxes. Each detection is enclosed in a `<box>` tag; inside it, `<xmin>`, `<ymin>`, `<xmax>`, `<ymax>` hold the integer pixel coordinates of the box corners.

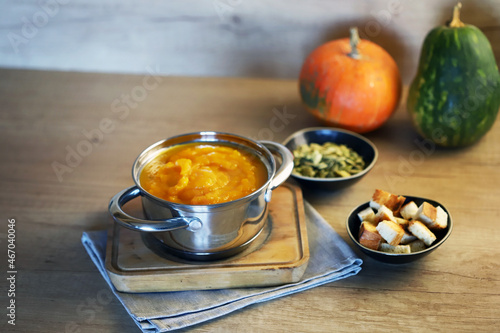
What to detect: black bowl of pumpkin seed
<box><xmin>283</xmin><ymin>127</ymin><xmax>378</xmax><ymax>190</ymax></box>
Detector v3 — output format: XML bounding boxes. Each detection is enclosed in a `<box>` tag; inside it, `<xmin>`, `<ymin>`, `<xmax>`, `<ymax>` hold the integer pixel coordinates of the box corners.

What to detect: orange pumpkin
<box><xmin>299</xmin><ymin>28</ymin><xmax>402</xmax><ymax>133</ymax></box>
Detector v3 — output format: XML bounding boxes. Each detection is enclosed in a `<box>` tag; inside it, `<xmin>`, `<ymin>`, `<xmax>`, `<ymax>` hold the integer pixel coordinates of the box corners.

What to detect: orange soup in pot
<box><xmin>139</xmin><ymin>143</ymin><xmax>268</xmax><ymax>205</ymax></box>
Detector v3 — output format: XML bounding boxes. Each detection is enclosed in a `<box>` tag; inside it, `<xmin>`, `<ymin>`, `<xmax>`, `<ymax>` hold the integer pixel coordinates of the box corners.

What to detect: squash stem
<box><xmin>448</xmin><ymin>2</ymin><xmax>465</xmax><ymax>28</ymax></box>
<box><xmin>348</xmin><ymin>27</ymin><xmax>361</xmax><ymax>60</ymax></box>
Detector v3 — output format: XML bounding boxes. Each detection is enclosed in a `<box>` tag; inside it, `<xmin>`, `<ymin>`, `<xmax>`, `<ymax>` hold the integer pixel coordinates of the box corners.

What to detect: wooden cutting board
<box><xmin>104</xmin><ymin>181</ymin><xmax>309</xmax><ymax>292</ymax></box>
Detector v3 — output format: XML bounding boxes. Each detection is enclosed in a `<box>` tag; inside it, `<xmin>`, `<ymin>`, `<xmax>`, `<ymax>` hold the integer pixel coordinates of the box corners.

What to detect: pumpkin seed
<box><xmin>292</xmin><ymin>142</ymin><xmax>365</xmax><ymax>178</ymax></box>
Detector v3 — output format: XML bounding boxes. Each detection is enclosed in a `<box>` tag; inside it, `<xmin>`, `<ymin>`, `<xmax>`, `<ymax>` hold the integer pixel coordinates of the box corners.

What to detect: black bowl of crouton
<box><xmin>283</xmin><ymin>127</ymin><xmax>377</xmax><ymax>191</ymax></box>
<box><xmin>346</xmin><ymin>189</ymin><xmax>453</xmax><ymax>264</ymax></box>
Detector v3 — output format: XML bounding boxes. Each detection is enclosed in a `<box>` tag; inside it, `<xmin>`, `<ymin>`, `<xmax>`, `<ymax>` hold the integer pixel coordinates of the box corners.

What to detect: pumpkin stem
<box><xmin>348</xmin><ymin>27</ymin><xmax>361</xmax><ymax>60</ymax></box>
<box><xmin>448</xmin><ymin>2</ymin><xmax>465</xmax><ymax>28</ymax></box>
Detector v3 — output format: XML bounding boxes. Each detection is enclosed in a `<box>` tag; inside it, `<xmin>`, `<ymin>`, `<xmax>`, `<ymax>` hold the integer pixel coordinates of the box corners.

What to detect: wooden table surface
<box><xmin>1</xmin><ymin>68</ymin><xmax>499</xmax><ymax>332</ymax></box>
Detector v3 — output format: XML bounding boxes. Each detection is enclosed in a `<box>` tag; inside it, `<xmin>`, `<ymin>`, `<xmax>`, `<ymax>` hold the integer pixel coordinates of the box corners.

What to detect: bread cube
<box><xmin>379</xmin><ymin>243</ymin><xmax>411</xmax><ymax>254</ymax></box>
<box><xmin>357</xmin><ymin>207</ymin><xmax>376</xmax><ymax>224</ymax></box>
<box><xmin>408</xmin><ymin>220</ymin><xmax>437</xmax><ymax>246</ymax></box>
<box><xmin>400</xmin><ymin>201</ymin><xmax>419</xmax><ymax>220</ymax></box>
<box><xmin>408</xmin><ymin>239</ymin><xmax>427</xmax><ymax>253</ymax></box>
<box><xmin>376</xmin><ymin>220</ymin><xmax>405</xmax><ymax>246</ymax></box>
<box><xmin>400</xmin><ymin>230</ymin><xmax>417</xmax><ymax>245</ymax></box>
<box><xmin>358</xmin><ymin>222</ymin><xmax>382</xmax><ymax>250</ymax></box>
<box><xmin>434</xmin><ymin>206</ymin><xmax>448</xmax><ymax>229</ymax></box>
<box><xmin>370</xmin><ymin>189</ymin><xmax>406</xmax><ymax>214</ymax></box>
<box><xmin>374</xmin><ymin>205</ymin><xmax>397</xmax><ymax>223</ymax></box>
<box><xmin>416</xmin><ymin>202</ymin><xmax>437</xmax><ymax>227</ymax></box>
<box><xmin>416</xmin><ymin>202</ymin><xmax>447</xmax><ymax>230</ymax></box>
<box><xmin>395</xmin><ymin>217</ymin><xmax>410</xmax><ymax>228</ymax></box>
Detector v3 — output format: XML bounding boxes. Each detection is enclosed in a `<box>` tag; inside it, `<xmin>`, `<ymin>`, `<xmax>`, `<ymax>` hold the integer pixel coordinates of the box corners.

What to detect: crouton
<box><xmin>369</xmin><ymin>189</ymin><xmax>391</xmax><ymax>210</ymax></box>
<box><xmin>379</xmin><ymin>243</ymin><xmax>411</xmax><ymax>254</ymax></box>
<box><xmin>373</xmin><ymin>205</ymin><xmax>397</xmax><ymax>224</ymax></box>
<box><xmin>433</xmin><ymin>206</ymin><xmax>448</xmax><ymax>230</ymax></box>
<box><xmin>416</xmin><ymin>202</ymin><xmax>437</xmax><ymax>227</ymax></box>
<box><xmin>358</xmin><ymin>222</ymin><xmax>382</xmax><ymax>250</ymax></box>
<box><xmin>400</xmin><ymin>230</ymin><xmax>418</xmax><ymax>245</ymax></box>
<box><xmin>400</xmin><ymin>201</ymin><xmax>419</xmax><ymax>220</ymax></box>
<box><xmin>376</xmin><ymin>220</ymin><xmax>405</xmax><ymax>246</ymax></box>
<box><xmin>395</xmin><ymin>217</ymin><xmax>410</xmax><ymax>228</ymax></box>
<box><xmin>370</xmin><ymin>189</ymin><xmax>406</xmax><ymax>214</ymax></box>
<box><xmin>408</xmin><ymin>220</ymin><xmax>437</xmax><ymax>246</ymax></box>
<box><xmin>357</xmin><ymin>207</ymin><xmax>376</xmax><ymax>224</ymax></box>
<box><xmin>416</xmin><ymin>202</ymin><xmax>447</xmax><ymax>230</ymax></box>
<box><xmin>408</xmin><ymin>240</ymin><xmax>427</xmax><ymax>253</ymax></box>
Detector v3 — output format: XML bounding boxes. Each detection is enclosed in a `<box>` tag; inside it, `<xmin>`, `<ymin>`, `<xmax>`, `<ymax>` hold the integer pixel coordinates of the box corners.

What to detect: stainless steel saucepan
<box><xmin>108</xmin><ymin>131</ymin><xmax>293</xmax><ymax>260</ymax></box>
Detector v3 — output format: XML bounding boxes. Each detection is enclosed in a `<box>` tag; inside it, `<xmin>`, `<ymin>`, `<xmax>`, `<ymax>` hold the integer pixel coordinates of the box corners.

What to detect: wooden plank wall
<box><xmin>0</xmin><ymin>0</ymin><xmax>499</xmax><ymax>84</ymax></box>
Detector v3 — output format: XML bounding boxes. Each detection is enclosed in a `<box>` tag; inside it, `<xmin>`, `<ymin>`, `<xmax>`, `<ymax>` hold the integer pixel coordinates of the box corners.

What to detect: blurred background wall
<box><xmin>1</xmin><ymin>0</ymin><xmax>499</xmax><ymax>84</ymax></box>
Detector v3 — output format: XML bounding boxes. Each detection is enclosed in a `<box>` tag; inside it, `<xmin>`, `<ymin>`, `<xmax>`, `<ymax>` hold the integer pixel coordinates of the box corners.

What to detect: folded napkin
<box><xmin>82</xmin><ymin>202</ymin><xmax>362</xmax><ymax>332</ymax></box>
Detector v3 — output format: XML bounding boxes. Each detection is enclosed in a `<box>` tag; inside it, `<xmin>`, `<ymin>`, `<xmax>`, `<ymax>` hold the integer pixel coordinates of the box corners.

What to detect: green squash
<box><xmin>408</xmin><ymin>3</ymin><xmax>500</xmax><ymax>147</ymax></box>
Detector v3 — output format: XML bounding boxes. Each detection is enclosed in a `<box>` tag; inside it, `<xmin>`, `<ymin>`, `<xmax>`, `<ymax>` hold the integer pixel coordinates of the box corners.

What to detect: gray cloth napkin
<box><xmin>82</xmin><ymin>202</ymin><xmax>362</xmax><ymax>332</ymax></box>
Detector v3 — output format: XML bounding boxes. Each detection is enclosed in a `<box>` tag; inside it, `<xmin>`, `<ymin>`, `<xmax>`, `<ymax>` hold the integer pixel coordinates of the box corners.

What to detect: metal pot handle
<box><xmin>108</xmin><ymin>186</ymin><xmax>203</xmax><ymax>232</ymax></box>
<box><xmin>260</xmin><ymin>141</ymin><xmax>294</xmax><ymax>192</ymax></box>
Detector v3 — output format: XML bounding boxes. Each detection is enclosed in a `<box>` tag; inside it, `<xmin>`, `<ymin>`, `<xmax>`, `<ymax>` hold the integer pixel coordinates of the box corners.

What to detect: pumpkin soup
<box><xmin>140</xmin><ymin>143</ymin><xmax>268</xmax><ymax>205</ymax></box>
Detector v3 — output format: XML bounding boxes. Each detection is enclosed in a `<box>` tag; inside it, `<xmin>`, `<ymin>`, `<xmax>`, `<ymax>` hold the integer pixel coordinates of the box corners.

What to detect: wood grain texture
<box><xmin>0</xmin><ymin>0</ymin><xmax>499</xmax><ymax>84</ymax></box>
<box><xmin>0</xmin><ymin>68</ymin><xmax>499</xmax><ymax>332</ymax></box>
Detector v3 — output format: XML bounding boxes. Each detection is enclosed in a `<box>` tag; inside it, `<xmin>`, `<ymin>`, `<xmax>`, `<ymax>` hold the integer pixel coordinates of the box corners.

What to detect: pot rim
<box><xmin>131</xmin><ymin>131</ymin><xmax>277</xmax><ymax>210</ymax></box>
